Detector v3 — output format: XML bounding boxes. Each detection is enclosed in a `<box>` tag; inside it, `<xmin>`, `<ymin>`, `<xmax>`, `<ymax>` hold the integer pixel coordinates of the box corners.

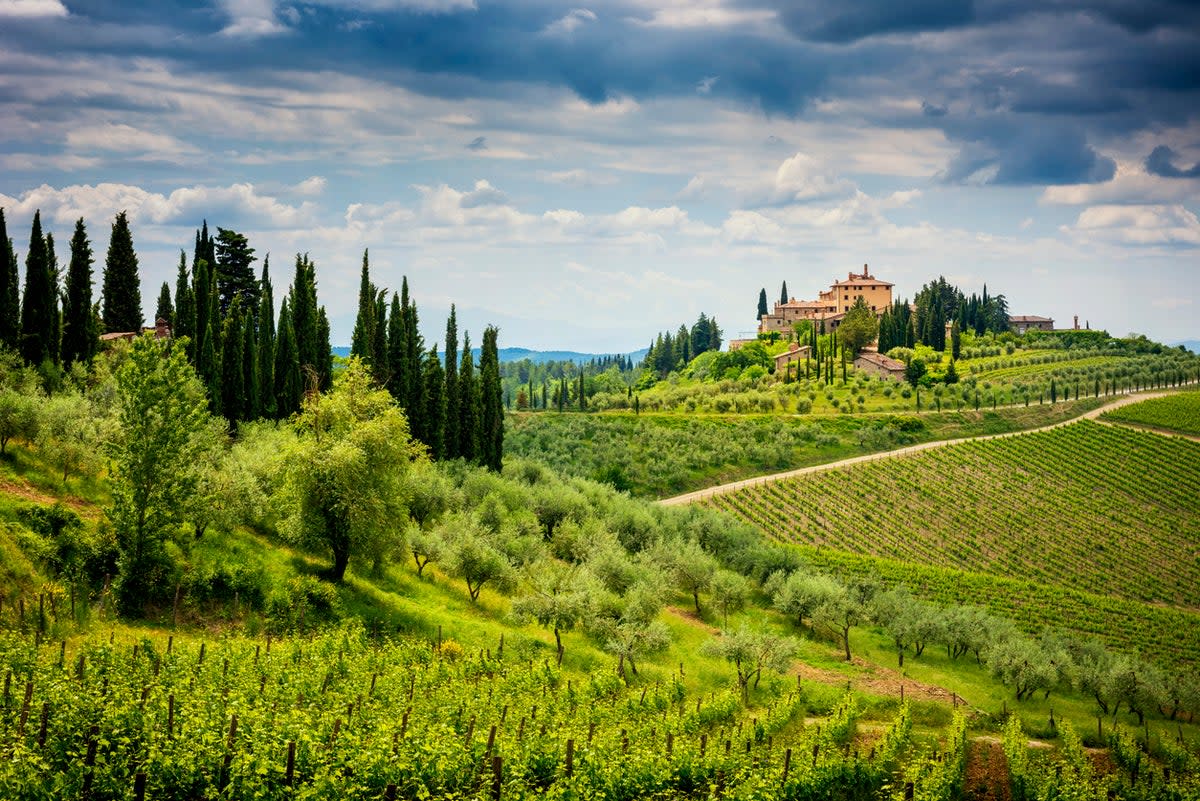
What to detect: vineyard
<box><xmin>700</xmin><ymin>421</ymin><xmax>1200</xmax><ymax>609</ymax></box>
<box><xmin>1102</xmin><ymin>391</ymin><xmax>1200</xmax><ymax>437</ymax></box>
<box><xmin>0</xmin><ymin>624</ymin><xmax>944</xmax><ymax>801</ymax></box>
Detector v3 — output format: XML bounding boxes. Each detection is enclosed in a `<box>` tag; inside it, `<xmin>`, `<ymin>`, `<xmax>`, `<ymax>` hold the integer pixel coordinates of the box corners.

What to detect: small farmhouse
<box><xmin>854</xmin><ymin>351</ymin><xmax>907</xmax><ymax>380</ymax></box>
<box><xmin>99</xmin><ymin>317</ymin><xmax>173</xmax><ymax>345</ymax></box>
<box><xmin>1008</xmin><ymin>315</ymin><xmax>1054</xmax><ymax>334</ymax></box>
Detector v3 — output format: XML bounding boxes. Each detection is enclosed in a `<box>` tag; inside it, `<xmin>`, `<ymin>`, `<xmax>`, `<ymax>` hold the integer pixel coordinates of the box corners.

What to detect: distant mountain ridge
<box><xmin>332</xmin><ymin>346</ymin><xmax>649</xmax><ymax>364</ymax></box>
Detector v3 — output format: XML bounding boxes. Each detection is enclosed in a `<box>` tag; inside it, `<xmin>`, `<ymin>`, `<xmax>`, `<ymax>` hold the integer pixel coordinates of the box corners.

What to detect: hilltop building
<box><xmin>758</xmin><ymin>266</ymin><xmax>893</xmax><ymax>336</ymax></box>
<box><xmin>1008</xmin><ymin>315</ymin><xmax>1054</xmax><ymax>335</ymax></box>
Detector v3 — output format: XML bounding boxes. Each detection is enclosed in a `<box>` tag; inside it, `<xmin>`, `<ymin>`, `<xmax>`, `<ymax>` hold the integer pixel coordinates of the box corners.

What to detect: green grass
<box><xmin>1102</xmin><ymin>390</ymin><xmax>1200</xmax><ymax>436</ymax></box>
<box><xmin>507</xmin><ymin>398</ymin><xmax>1104</xmax><ymax>498</ymax></box>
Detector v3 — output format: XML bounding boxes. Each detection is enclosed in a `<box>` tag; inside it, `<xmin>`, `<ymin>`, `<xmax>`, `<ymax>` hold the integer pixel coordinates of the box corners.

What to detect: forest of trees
<box><xmin>0</xmin><ymin>208</ymin><xmax>504</xmax><ymax>468</ymax></box>
<box><xmin>642</xmin><ymin>313</ymin><xmax>722</xmax><ymax>379</ymax></box>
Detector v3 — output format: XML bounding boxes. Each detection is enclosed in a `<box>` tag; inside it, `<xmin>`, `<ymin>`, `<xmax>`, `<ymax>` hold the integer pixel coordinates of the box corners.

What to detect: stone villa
<box><xmin>757</xmin><ymin>265</ymin><xmax>893</xmax><ymax>336</ymax></box>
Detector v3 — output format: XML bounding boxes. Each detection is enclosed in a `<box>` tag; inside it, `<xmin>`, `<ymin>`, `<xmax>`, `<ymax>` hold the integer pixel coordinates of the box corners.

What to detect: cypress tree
<box><xmin>422</xmin><ymin>345</ymin><xmax>445</xmax><ymax>459</ymax></box>
<box><xmin>155</xmin><ymin>281</ymin><xmax>174</xmax><ymax>326</ymax></box>
<box><xmin>221</xmin><ymin>300</ymin><xmax>245</xmax><ymax>422</ymax></box>
<box><xmin>290</xmin><ymin>254</ymin><xmax>318</xmax><ymax>383</ymax></box>
<box><xmin>443</xmin><ymin>305</ymin><xmax>460</xmax><ymax>459</ymax></box>
<box><xmin>20</xmin><ymin>210</ymin><xmax>54</xmax><ymax>365</ymax></box>
<box><xmin>173</xmin><ymin>252</ymin><xmax>194</xmax><ymax>357</ymax></box>
<box><xmin>201</xmin><ymin>319</ymin><xmax>221</xmax><ymax>417</ymax></box>
<box><xmin>273</xmin><ymin>298</ymin><xmax>301</xmax><ymax>417</ymax></box>
<box><xmin>45</xmin><ymin>232</ymin><xmax>61</xmax><ymax>364</ymax></box>
<box><xmin>194</xmin><ymin>259</ymin><xmax>215</xmax><ymax>390</ymax></box>
<box><xmin>780</xmin><ymin>281</ymin><xmax>788</xmax><ymax>305</ymax></box>
<box><xmin>479</xmin><ymin>325</ymin><xmax>503</xmax><ymax>472</ymax></box>
<box><xmin>402</xmin><ymin>278</ymin><xmax>423</xmax><ymax>414</ymax></box>
<box><xmin>386</xmin><ymin>292</ymin><xmax>407</xmax><ymax>403</ymax></box>
<box><xmin>0</xmin><ymin>210</ymin><xmax>18</xmax><ymax>350</ymax></box>
<box><xmin>756</xmin><ymin>288</ymin><xmax>768</xmax><ymax>321</ymax></box>
<box><xmin>458</xmin><ymin>332</ymin><xmax>480</xmax><ymax>461</ymax></box>
<box><xmin>371</xmin><ymin>289</ymin><xmax>388</xmax><ymax>384</ymax></box>
<box><xmin>256</xmin><ymin>258</ymin><xmax>276</xmax><ymax>419</ymax></box>
<box><xmin>243</xmin><ymin>310</ymin><xmax>259</xmax><ymax>420</ymax></box>
<box><xmin>316</xmin><ymin>307</ymin><xmax>332</xmax><ymax>392</ymax></box>
<box><xmin>101</xmin><ymin>211</ymin><xmax>142</xmax><ymax>334</ymax></box>
<box><xmin>61</xmin><ymin>218</ymin><xmax>96</xmax><ymax>368</ymax></box>
<box><xmin>350</xmin><ymin>250</ymin><xmax>374</xmax><ymax>362</ymax></box>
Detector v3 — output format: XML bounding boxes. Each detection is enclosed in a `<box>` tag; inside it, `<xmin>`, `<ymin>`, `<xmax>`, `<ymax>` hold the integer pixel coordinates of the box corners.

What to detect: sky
<box><xmin>0</xmin><ymin>0</ymin><xmax>1198</xmax><ymax>352</ymax></box>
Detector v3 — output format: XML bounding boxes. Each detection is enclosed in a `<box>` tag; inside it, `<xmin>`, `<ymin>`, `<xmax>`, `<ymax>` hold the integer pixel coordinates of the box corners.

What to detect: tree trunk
<box><xmin>693</xmin><ymin>589</ymin><xmax>701</xmax><ymax>615</ymax></box>
<box><xmin>617</xmin><ymin>654</ymin><xmax>628</xmax><ymax>686</ymax></box>
<box><xmin>414</xmin><ymin>552</ymin><xmax>428</xmax><ymax>577</ymax></box>
<box><xmin>554</xmin><ymin>627</ymin><xmax>563</xmax><ymax>666</ymax></box>
<box><xmin>842</xmin><ymin>626</ymin><xmax>852</xmax><ymax>662</ymax></box>
<box><xmin>329</xmin><ymin>544</ymin><xmax>350</xmax><ymax>582</ymax></box>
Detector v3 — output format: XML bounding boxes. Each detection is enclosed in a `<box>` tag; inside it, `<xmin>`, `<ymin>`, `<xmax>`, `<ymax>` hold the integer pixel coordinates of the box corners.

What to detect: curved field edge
<box><xmin>780</xmin><ymin>543</ymin><xmax>1200</xmax><ymax>668</ymax></box>
<box><xmin>697</xmin><ymin>420</ymin><xmax>1200</xmax><ymax>609</ymax></box>
<box><xmin>1100</xmin><ymin>390</ymin><xmax>1200</xmax><ymax>437</ymax></box>
<box><xmin>505</xmin><ymin>398</ymin><xmax>1104</xmax><ymax>498</ymax></box>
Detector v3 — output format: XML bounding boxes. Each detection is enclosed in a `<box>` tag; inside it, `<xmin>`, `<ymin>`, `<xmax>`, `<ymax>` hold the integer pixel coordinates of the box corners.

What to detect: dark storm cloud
<box><xmin>1</xmin><ymin>0</ymin><xmax>1197</xmax><ymax>189</ymax></box>
<box><xmin>1146</xmin><ymin>146</ymin><xmax>1200</xmax><ymax>179</ymax></box>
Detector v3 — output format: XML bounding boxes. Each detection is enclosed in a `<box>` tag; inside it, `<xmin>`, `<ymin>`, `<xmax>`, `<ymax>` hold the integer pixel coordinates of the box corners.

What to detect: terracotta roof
<box><xmin>831</xmin><ymin>276</ymin><xmax>894</xmax><ymax>287</ymax></box>
<box><xmin>854</xmin><ymin>352</ymin><xmax>906</xmax><ymax>370</ymax></box>
<box><xmin>1008</xmin><ymin>315</ymin><xmax>1054</xmax><ymax>323</ymax></box>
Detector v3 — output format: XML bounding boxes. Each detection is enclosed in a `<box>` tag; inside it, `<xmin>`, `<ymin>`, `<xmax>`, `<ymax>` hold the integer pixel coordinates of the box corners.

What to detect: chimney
<box><xmin>1073</xmin><ymin>315</ymin><xmax>1079</xmax><ymax>330</ymax></box>
<box><xmin>155</xmin><ymin>317</ymin><xmax>171</xmax><ymax>339</ymax></box>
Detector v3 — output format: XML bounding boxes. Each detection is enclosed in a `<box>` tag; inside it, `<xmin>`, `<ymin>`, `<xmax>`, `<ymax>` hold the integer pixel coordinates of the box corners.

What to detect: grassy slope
<box><xmin>507</xmin><ymin>398</ymin><xmax>1103</xmax><ymax>498</ymax></box>
<box><xmin>2</xmin><ymin>433</ymin><xmax>1198</xmax><ymax>773</ymax></box>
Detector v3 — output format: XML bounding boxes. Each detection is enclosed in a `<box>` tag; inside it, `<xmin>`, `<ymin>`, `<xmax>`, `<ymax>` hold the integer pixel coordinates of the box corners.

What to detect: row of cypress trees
<box><xmin>0</xmin><ymin>208</ymin><xmax>145</xmax><ymax>372</ymax></box>
<box><xmin>350</xmin><ymin>256</ymin><xmax>503</xmax><ymax>470</ymax></box>
<box><xmin>1</xmin><ymin>210</ymin><xmax>503</xmax><ymax>465</ymax></box>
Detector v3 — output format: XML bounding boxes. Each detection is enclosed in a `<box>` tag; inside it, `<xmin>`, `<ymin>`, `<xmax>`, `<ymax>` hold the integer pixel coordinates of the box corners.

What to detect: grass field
<box><xmin>1101</xmin><ymin>390</ymin><xmax>1200</xmax><ymax>437</ymax></box>
<box><xmin>506</xmin><ymin>399</ymin><xmax>1104</xmax><ymax>497</ymax></box>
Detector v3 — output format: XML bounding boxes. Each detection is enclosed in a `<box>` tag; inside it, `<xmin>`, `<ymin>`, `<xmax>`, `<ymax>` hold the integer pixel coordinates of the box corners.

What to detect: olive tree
<box><xmin>276</xmin><ymin>358</ymin><xmax>423</xmax><ymax>582</ymax></box>
<box><xmin>701</xmin><ymin>625</ymin><xmax>797</xmax><ymax>702</ymax></box>
<box><xmin>510</xmin><ymin>561</ymin><xmax>594</xmax><ymax>665</ymax></box>
<box><xmin>589</xmin><ymin>582</ymin><xmax>670</xmax><ymax>684</ymax></box>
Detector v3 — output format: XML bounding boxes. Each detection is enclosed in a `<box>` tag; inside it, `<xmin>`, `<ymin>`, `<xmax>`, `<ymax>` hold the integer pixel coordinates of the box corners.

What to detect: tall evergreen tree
<box><xmin>45</xmin><ymin>232</ymin><xmax>61</xmax><ymax>364</ymax></box>
<box><xmin>221</xmin><ymin>300</ymin><xmax>245</xmax><ymax>422</ymax></box>
<box><xmin>350</xmin><ymin>250</ymin><xmax>375</xmax><ymax>363</ymax></box>
<box><xmin>101</xmin><ymin>211</ymin><xmax>142</xmax><ymax>334</ymax></box>
<box><xmin>273</xmin><ymin>298</ymin><xmax>301</xmax><ymax>417</ymax></box>
<box><xmin>401</xmin><ymin>278</ymin><xmax>423</xmax><ymax>414</ymax></box>
<box><xmin>61</xmin><ymin>218</ymin><xmax>97</xmax><ymax>368</ymax></box>
<box><xmin>386</xmin><ymin>292</ymin><xmax>407</xmax><ymax>403</ymax></box>
<box><xmin>19</xmin><ymin>210</ymin><xmax>55</xmax><ymax>365</ymax></box>
<box><xmin>290</xmin><ymin>254</ymin><xmax>319</xmax><ymax>381</ymax></box>
<box><xmin>243</xmin><ymin>310</ymin><xmax>259</xmax><ymax>420</ymax></box>
<box><xmin>479</xmin><ymin>325</ymin><xmax>503</xmax><ymax>472</ymax></box>
<box><xmin>756</xmin><ymin>288</ymin><xmax>768</xmax><ymax>321</ymax></box>
<box><xmin>155</xmin><ymin>281</ymin><xmax>174</xmax><ymax>326</ymax></box>
<box><xmin>371</xmin><ymin>289</ymin><xmax>388</xmax><ymax>384</ymax></box>
<box><xmin>256</xmin><ymin>258</ymin><xmax>276</xmax><ymax>419</ymax></box>
<box><xmin>780</xmin><ymin>281</ymin><xmax>788</xmax><ymax>305</ymax></box>
<box><xmin>422</xmin><ymin>345</ymin><xmax>446</xmax><ymax>459</ymax></box>
<box><xmin>213</xmin><ymin>228</ymin><xmax>258</xmax><ymax>317</ymax></box>
<box><xmin>193</xmin><ymin>259</ymin><xmax>216</xmax><ymax>393</ymax></box>
<box><xmin>458</xmin><ymin>332</ymin><xmax>480</xmax><ymax>461</ymax></box>
<box><xmin>443</xmin><ymin>305</ymin><xmax>460</xmax><ymax>459</ymax></box>
<box><xmin>316</xmin><ymin>307</ymin><xmax>333</xmax><ymax>392</ymax></box>
<box><xmin>172</xmin><ymin>252</ymin><xmax>194</xmax><ymax>357</ymax></box>
<box><xmin>0</xmin><ymin>210</ymin><xmax>18</xmax><ymax>350</ymax></box>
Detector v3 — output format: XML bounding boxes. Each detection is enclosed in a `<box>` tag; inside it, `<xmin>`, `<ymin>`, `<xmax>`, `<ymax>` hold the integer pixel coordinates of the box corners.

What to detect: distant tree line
<box><xmin>642</xmin><ymin>313</ymin><xmax>722</xmax><ymax>379</ymax></box>
<box><xmin>501</xmin><ymin>354</ymin><xmax>637</xmax><ymax>413</ymax></box>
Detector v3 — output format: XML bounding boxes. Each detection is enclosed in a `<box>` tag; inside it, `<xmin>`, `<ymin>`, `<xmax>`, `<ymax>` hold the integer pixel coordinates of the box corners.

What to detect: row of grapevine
<box><xmin>1103</xmin><ymin>392</ymin><xmax>1200</xmax><ymax>438</ymax></box>
<box><xmin>702</xmin><ymin>420</ymin><xmax>1200</xmax><ymax>610</ymax></box>
<box><xmin>0</xmin><ymin>624</ymin><xmax>922</xmax><ymax>800</ymax></box>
